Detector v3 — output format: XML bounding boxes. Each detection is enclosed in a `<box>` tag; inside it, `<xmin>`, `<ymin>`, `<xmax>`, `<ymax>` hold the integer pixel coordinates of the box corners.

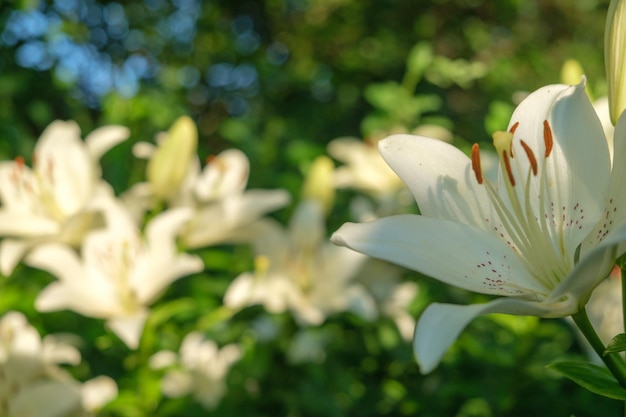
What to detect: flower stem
<box><xmin>622</xmin><ymin>267</ymin><xmax>626</xmax><ymax>336</ymax></box>
<box><xmin>571</xmin><ymin>308</ymin><xmax>626</xmax><ymax>389</ymax></box>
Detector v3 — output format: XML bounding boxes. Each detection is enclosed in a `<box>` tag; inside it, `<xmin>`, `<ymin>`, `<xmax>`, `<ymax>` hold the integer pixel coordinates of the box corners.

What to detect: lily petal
<box><xmin>84</xmin><ymin>125</ymin><xmax>130</xmax><ymax>160</ymax></box>
<box><xmin>106</xmin><ymin>311</ymin><xmax>149</xmax><ymax>349</ymax></box>
<box><xmin>35</xmin><ymin>121</ymin><xmax>97</xmax><ymax>215</ymax></box>
<box><xmin>584</xmin><ymin>109</ymin><xmax>626</xmax><ymax>253</ymax></box>
<box><xmin>332</xmin><ymin>215</ymin><xmax>548</xmax><ymax>296</ymax></box>
<box><xmin>551</xmin><ymin>221</ymin><xmax>626</xmax><ymax>306</ymax></box>
<box><xmin>1</xmin><ymin>239</ymin><xmax>31</xmax><ymax>276</ymax></box>
<box><xmin>508</xmin><ymin>82</ymin><xmax>611</xmax><ymax>258</ymax></box>
<box><xmin>378</xmin><ymin>135</ymin><xmax>496</xmax><ymax>230</ymax></box>
<box><xmin>415</xmin><ymin>298</ymin><xmax>572</xmax><ymax>374</ymax></box>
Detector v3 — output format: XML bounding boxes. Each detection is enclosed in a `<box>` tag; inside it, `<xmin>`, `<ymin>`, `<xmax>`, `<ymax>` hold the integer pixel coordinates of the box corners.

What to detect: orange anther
<box><xmin>471</xmin><ymin>143</ymin><xmax>483</xmax><ymax>184</ymax></box>
<box><xmin>519</xmin><ymin>140</ymin><xmax>538</xmax><ymax>176</ymax></box>
<box><xmin>509</xmin><ymin>121</ymin><xmax>519</xmax><ymax>134</ymax></box>
<box><xmin>14</xmin><ymin>156</ymin><xmax>25</xmax><ymax>168</ymax></box>
<box><xmin>543</xmin><ymin>120</ymin><xmax>553</xmax><ymax>157</ymax></box>
<box><xmin>502</xmin><ymin>151</ymin><xmax>515</xmax><ymax>186</ymax></box>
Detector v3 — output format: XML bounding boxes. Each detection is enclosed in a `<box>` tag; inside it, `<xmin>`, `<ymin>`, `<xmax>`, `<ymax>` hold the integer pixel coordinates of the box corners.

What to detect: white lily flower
<box><xmin>151</xmin><ymin>332</ymin><xmax>241</xmax><ymax>410</ymax></box>
<box><xmin>332</xmin><ymin>81</ymin><xmax>626</xmax><ymax>373</ymax></box>
<box><xmin>123</xmin><ymin>144</ymin><xmax>289</xmax><ymax>248</ymax></box>
<box><xmin>0</xmin><ymin>120</ymin><xmax>129</xmax><ymax>275</ymax></box>
<box><xmin>25</xmin><ymin>203</ymin><xmax>203</xmax><ymax>349</ymax></box>
<box><xmin>357</xmin><ymin>259</ymin><xmax>419</xmax><ymax>341</ymax></box>
<box><xmin>0</xmin><ymin>311</ymin><xmax>117</xmax><ymax>417</ymax></box>
<box><xmin>225</xmin><ymin>199</ymin><xmax>377</xmax><ymax>325</ymax></box>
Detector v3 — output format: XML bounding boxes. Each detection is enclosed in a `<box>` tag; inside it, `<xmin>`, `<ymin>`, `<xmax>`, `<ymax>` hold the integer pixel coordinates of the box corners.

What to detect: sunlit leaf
<box><xmin>547</xmin><ymin>360</ymin><xmax>626</xmax><ymax>400</ymax></box>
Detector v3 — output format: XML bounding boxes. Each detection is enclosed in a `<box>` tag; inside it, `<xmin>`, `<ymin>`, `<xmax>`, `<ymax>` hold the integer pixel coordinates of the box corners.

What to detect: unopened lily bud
<box><xmin>560</xmin><ymin>59</ymin><xmax>592</xmax><ymax>99</ymax></box>
<box><xmin>147</xmin><ymin>116</ymin><xmax>198</xmax><ymax>200</ymax></box>
<box><xmin>605</xmin><ymin>0</ymin><xmax>626</xmax><ymax>124</ymax></box>
<box><xmin>301</xmin><ymin>155</ymin><xmax>335</xmax><ymax>215</ymax></box>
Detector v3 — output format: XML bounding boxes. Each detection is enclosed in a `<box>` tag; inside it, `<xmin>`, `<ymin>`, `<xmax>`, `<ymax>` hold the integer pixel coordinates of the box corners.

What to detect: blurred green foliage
<box><xmin>0</xmin><ymin>0</ymin><xmax>621</xmax><ymax>416</ymax></box>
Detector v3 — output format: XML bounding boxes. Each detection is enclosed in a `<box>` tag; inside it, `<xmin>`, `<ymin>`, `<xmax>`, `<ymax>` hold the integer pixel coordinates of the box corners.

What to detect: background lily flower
<box><xmin>24</xmin><ymin>203</ymin><xmax>203</xmax><ymax>349</ymax></box>
<box><xmin>225</xmin><ymin>199</ymin><xmax>377</xmax><ymax>326</ymax></box>
<box><xmin>123</xmin><ymin>142</ymin><xmax>290</xmax><ymax>248</ymax></box>
<box><xmin>0</xmin><ymin>311</ymin><xmax>117</xmax><ymax>417</ymax></box>
<box><xmin>0</xmin><ymin>120</ymin><xmax>129</xmax><ymax>275</ymax></box>
<box><xmin>150</xmin><ymin>332</ymin><xmax>241</xmax><ymax>410</ymax></box>
<box><xmin>332</xmin><ymin>81</ymin><xmax>626</xmax><ymax>373</ymax></box>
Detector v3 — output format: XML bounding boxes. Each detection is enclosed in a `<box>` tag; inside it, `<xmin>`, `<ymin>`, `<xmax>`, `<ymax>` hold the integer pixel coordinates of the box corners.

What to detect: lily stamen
<box><xmin>519</xmin><ymin>140</ymin><xmax>538</xmax><ymax>175</ymax></box>
<box><xmin>471</xmin><ymin>143</ymin><xmax>483</xmax><ymax>184</ymax></box>
<box><xmin>543</xmin><ymin>120</ymin><xmax>554</xmax><ymax>157</ymax></box>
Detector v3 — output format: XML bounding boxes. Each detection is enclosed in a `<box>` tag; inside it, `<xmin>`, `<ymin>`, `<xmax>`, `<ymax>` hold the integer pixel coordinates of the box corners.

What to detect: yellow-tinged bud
<box><xmin>147</xmin><ymin>116</ymin><xmax>198</xmax><ymax>200</ymax></box>
<box><xmin>560</xmin><ymin>59</ymin><xmax>592</xmax><ymax>99</ymax></box>
<box><xmin>605</xmin><ymin>0</ymin><xmax>626</xmax><ymax>125</ymax></box>
<box><xmin>301</xmin><ymin>155</ymin><xmax>335</xmax><ymax>215</ymax></box>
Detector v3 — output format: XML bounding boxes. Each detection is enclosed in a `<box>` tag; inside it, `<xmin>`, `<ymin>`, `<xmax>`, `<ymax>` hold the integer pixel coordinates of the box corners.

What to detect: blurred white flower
<box><xmin>357</xmin><ymin>259</ymin><xmax>419</xmax><ymax>341</ymax></box>
<box><xmin>0</xmin><ymin>120</ymin><xmax>129</xmax><ymax>275</ymax></box>
<box><xmin>123</xmin><ymin>142</ymin><xmax>289</xmax><ymax>248</ymax></box>
<box><xmin>224</xmin><ymin>199</ymin><xmax>377</xmax><ymax>325</ymax></box>
<box><xmin>150</xmin><ymin>332</ymin><xmax>241</xmax><ymax>410</ymax></box>
<box><xmin>25</xmin><ymin>203</ymin><xmax>203</xmax><ymax>349</ymax></box>
<box><xmin>0</xmin><ymin>311</ymin><xmax>117</xmax><ymax>417</ymax></box>
<box><xmin>327</xmin><ymin>136</ymin><xmax>409</xmax><ymax>211</ymax></box>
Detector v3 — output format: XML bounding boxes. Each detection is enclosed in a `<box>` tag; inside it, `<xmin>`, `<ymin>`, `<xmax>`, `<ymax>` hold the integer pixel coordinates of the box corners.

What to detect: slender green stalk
<box><xmin>572</xmin><ymin>308</ymin><xmax>626</xmax><ymax>389</ymax></box>
<box><xmin>622</xmin><ymin>267</ymin><xmax>626</xmax><ymax>337</ymax></box>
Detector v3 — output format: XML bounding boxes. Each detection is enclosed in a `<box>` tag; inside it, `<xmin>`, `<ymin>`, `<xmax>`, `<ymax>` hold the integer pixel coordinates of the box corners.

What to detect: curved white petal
<box><xmin>583</xmin><ymin>110</ymin><xmax>626</xmax><ymax>254</ymax></box>
<box><xmin>415</xmin><ymin>298</ymin><xmax>572</xmax><ymax>374</ymax></box>
<box><xmin>82</xmin><ymin>376</ymin><xmax>118</xmax><ymax>411</ymax></box>
<box><xmin>551</xmin><ymin>221</ymin><xmax>626</xmax><ymax>306</ymax></box>
<box><xmin>0</xmin><ymin>212</ymin><xmax>59</xmax><ymax>236</ymax></box>
<box><xmin>35</xmin><ymin>121</ymin><xmax>97</xmax><ymax>216</ymax></box>
<box><xmin>85</xmin><ymin>125</ymin><xmax>130</xmax><ymax>160</ymax></box>
<box><xmin>106</xmin><ymin>312</ymin><xmax>148</xmax><ymax>349</ymax></box>
<box><xmin>1</xmin><ymin>239</ymin><xmax>31</xmax><ymax>276</ymax></box>
<box><xmin>182</xmin><ymin>189</ymin><xmax>290</xmax><ymax>248</ymax></box>
<box><xmin>194</xmin><ymin>149</ymin><xmax>250</xmax><ymax>201</ymax></box>
<box><xmin>378</xmin><ymin>134</ymin><xmax>496</xmax><ymax>230</ymax></box>
<box><xmin>10</xmin><ymin>379</ymin><xmax>81</xmax><ymax>417</ymax></box>
<box><xmin>508</xmin><ymin>82</ymin><xmax>611</xmax><ymax>258</ymax></box>
<box><xmin>135</xmin><ymin>208</ymin><xmax>203</xmax><ymax>303</ymax></box>
<box><xmin>25</xmin><ymin>244</ymin><xmax>84</xmax><ymax>284</ymax></box>
<box><xmin>332</xmin><ymin>215</ymin><xmax>547</xmax><ymax>297</ymax></box>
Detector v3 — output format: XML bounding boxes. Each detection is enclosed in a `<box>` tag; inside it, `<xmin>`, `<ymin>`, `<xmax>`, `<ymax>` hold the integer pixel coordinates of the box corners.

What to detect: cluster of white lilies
<box><xmin>0</xmin><ymin>115</ymin><xmax>420</xmax><ymax>415</ymax></box>
<box><xmin>5</xmin><ymin>1</ymin><xmax>626</xmax><ymax>413</ymax></box>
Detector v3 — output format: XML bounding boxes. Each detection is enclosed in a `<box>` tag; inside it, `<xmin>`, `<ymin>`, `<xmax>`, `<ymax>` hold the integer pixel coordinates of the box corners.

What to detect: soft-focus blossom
<box><xmin>146</xmin><ymin>116</ymin><xmax>198</xmax><ymax>200</ymax></box>
<box><xmin>225</xmin><ymin>199</ymin><xmax>377</xmax><ymax>325</ymax></box>
<box><xmin>0</xmin><ymin>120</ymin><xmax>129</xmax><ymax>275</ymax></box>
<box><xmin>332</xmin><ymin>81</ymin><xmax>626</xmax><ymax>373</ymax></box>
<box><xmin>25</xmin><ymin>203</ymin><xmax>203</xmax><ymax>349</ymax></box>
<box><xmin>606</xmin><ymin>0</ymin><xmax>626</xmax><ymax>124</ymax></box>
<box><xmin>124</xmin><ymin>141</ymin><xmax>289</xmax><ymax>248</ymax></box>
<box><xmin>327</xmin><ymin>136</ymin><xmax>412</xmax><ymax>220</ymax></box>
<box><xmin>150</xmin><ymin>332</ymin><xmax>241</xmax><ymax>409</ymax></box>
<box><xmin>0</xmin><ymin>311</ymin><xmax>117</xmax><ymax>417</ymax></box>
<box><xmin>357</xmin><ymin>259</ymin><xmax>419</xmax><ymax>341</ymax></box>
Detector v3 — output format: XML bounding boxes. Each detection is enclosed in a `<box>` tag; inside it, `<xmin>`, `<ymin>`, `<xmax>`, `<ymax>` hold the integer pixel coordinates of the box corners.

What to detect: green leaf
<box><xmin>605</xmin><ymin>333</ymin><xmax>626</xmax><ymax>354</ymax></box>
<box><xmin>547</xmin><ymin>360</ymin><xmax>626</xmax><ymax>400</ymax></box>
